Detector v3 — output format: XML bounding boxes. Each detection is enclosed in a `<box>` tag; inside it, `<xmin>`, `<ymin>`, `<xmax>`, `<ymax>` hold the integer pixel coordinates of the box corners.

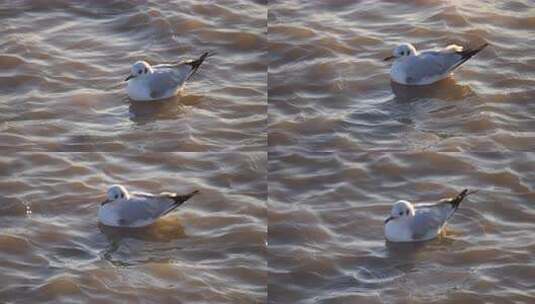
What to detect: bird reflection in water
<box><xmin>127</xmin><ymin>94</ymin><xmax>203</xmax><ymax>125</ymax></box>
<box><xmin>99</xmin><ymin>218</ymin><xmax>186</xmax><ymax>266</ymax></box>
<box><xmin>390</xmin><ymin>77</ymin><xmax>474</xmax><ymax>103</ymax></box>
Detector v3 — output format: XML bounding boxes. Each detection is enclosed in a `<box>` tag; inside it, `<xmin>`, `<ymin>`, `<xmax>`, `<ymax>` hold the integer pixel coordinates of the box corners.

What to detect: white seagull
<box><xmin>384</xmin><ymin>189</ymin><xmax>476</xmax><ymax>242</ymax></box>
<box><xmin>384</xmin><ymin>43</ymin><xmax>488</xmax><ymax>85</ymax></box>
<box><xmin>98</xmin><ymin>184</ymin><xmax>199</xmax><ymax>227</ymax></box>
<box><xmin>125</xmin><ymin>52</ymin><xmax>212</xmax><ymax>101</ymax></box>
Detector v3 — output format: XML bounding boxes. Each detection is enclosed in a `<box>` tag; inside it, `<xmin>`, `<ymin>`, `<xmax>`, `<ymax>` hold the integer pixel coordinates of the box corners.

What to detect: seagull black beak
<box><xmin>125</xmin><ymin>74</ymin><xmax>134</xmax><ymax>81</ymax></box>
<box><xmin>101</xmin><ymin>199</ymin><xmax>111</xmax><ymax>206</ymax></box>
<box><xmin>383</xmin><ymin>55</ymin><xmax>395</xmax><ymax>61</ymax></box>
<box><xmin>384</xmin><ymin>216</ymin><xmax>394</xmax><ymax>224</ymax></box>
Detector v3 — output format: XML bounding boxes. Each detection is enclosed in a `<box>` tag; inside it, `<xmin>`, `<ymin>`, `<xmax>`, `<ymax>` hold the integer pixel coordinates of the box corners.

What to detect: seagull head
<box><xmin>384</xmin><ymin>43</ymin><xmax>417</xmax><ymax>61</ymax></box>
<box><xmin>385</xmin><ymin>200</ymin><xmax>415</xmax><ymax>224</ymax></box>
<box><xmin>125</xmin><ymin>61</ymin><xmax>153</xmax><ymax>81</ymax></box>
<box><xmin>101</xmin><ymin>184</ymin><xmax>130</xmax><ymax>205</ymax></box>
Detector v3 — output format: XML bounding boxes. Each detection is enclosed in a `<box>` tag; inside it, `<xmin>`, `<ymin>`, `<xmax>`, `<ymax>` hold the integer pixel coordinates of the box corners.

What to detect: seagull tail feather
<box><xmin>450</xmin><ymin>188</ymin><xmax>478</xmax><ymax>210</ymax></box>
<box><xmin>160</xmin><ymin>190</ymin><xmax>200</xmax><ymax>216</ymax></box>
<box><xmin>171</xmin><ymin>190</ymin><xmax>200</xmax><ymax>207</ymax></box>
<box><xmin>450</xmin><ymin>42</ymin><xmax>489</xmax><ymax>71</ymax></box>
<box><xmin>185</xmin><ymin>51</ymin><xmax>214</xmax><ymax>81</ymax></box>
<box><xmin>442</xmin><ymin>189</ymin><xmax>475</xmax><ymax>222</ymax></box>
<box><xmin>458</xmin><ymin>43</ymin><xmax>489</xmax><ymax>59</ymax></box>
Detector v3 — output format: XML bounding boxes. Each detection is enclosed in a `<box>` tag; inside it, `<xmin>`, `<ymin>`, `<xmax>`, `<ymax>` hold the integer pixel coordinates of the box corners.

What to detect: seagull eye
<box><xmin>399</xmin><ymin>211</ymin><xmax>403</xmax><ymax>216</ymax></box>
<box><xmin>115</xmin><ymin>194</ymin><xmax>119</xmax><ymax>199</ymax></box>
<box><xmin>138</xmin><ymin>69</ymin><xmax>142</xmax><ymax>74</ymax></box>
<box><xmin>144</xmin><ymin>68</ymin><xmax>148</xmax><ymax>74</ymax></box>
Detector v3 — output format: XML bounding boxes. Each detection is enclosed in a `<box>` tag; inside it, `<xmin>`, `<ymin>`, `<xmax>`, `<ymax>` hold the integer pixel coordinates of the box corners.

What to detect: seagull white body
<box><xmin>384</xmin><ymin>189</ymin><xmax>473</xmax><ymax>242</ymax></box>
<box><xmin>384</xmin><ymin>43</ymin><xmax>488</xmax><ymax>85</ymax></box>
<box><xmin>125</xmin><ymin>52</ymin><xmax>210</xmax><ymax>101</ymax></box>
<box><xmin>98</xmin><ymin>185</ymin><xmax>199</xmax><ymax>227</ymax></box>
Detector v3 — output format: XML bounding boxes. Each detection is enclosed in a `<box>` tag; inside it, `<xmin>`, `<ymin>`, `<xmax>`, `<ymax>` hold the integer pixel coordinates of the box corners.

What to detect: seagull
<box><xmin>125</xmin><ymin>52</ymin><xmax>213</xmax><ymax>101</ymax></box>
<box><xmin>384</xmin><ymin>43</ymin><xmax>488</xmax><ymax>85</ymax></box>
<box><xmin>384</xmin><ymin>189</ymin><xmax>476</xmax><ymax>242</ymax></box>
<box><xmin>98</xmin><ymin>184</ymin><xmax>199</xmax><ymax>227</ymax></box>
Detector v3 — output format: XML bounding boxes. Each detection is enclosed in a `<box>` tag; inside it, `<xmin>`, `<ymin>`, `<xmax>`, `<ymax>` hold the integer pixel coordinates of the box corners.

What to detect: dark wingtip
<box><xmin>185</xmin><ymin>52</ymin><xmax>212</xmax><ymax>81</ymax></box>
<box><xmin>198</xmin><ymin>52</ymin><xmax>209</xmax><ymax>61</ymax></box>
<box><xmin>449</xmin><ymin>43</ymin><xmax>489</xmax><ymax>71</ymax></box>
<box><xmin>473</xmin><ymin>43</ymin><xmax>489</xmax><ymax>54</ymax></box>
<box><xmin>450</xmin><ymin>189</ymin><xmax>476</xmax><ymax>209</ymax></box>
<box><xmin>459</xmin><ymin>42</ymin><xmax>489</xmax><ymax>59</ymax></box>
<box><xmin>184</xmin><ymin>189</ymin><xmax>200</xmax><ymax>199</ymax></box>
<box><xmin>172</xmin><ymin>190</ymin><xmax>200</xmax><ymax>205</ymax></box>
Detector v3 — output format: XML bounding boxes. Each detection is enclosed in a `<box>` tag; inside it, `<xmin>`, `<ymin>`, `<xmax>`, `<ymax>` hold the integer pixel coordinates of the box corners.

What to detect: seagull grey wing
<box><xmin>410</xmin><ymin>210</ymin><xmax>445</xmax><ymax>240</ymax></box>
<box><xmin>114</xmin><ymin>198</ymin><xmax>166</xmax><ymax>226</ymax></box>
<box><xmin>415</xmin><ymin>189</ymin><xmax>469</xmax><ymax>222</ymax></box>
<box><xmin>172</xmin><ymin>63</ymin><xmax>195</xmax><ymax>82</ymax></box>
<box><xmin>132</xmin><ymin>191</ymin><xmax>194</xmax><ymax>215</ymax></box>
<box><xmin>153</xmin><ymin>63</ymin><xmax>192</xmax><ymax>80</ymax></box>
<box><xmin>147</xmin><ymin>71</ymin><xmax>183</xmax><ymax>99</ymax></box>
<box><xmin>414</xmin><ymin>201</ymin><xmax>453</xmax><ymax>223</ymax></box>
<box><xmin>426</xmin><ymin>51</ymin><xmax>465</xmax><ymax>73</ymax></box>
<box><xmin>133</xmin><ymin>190</ymin><xmax>198</xmax><ymax>214</ymax></box>
<box><xmin>404</xmin><ymin>54</ymin><xmax>452</xmax><ymax>84</ymax></box>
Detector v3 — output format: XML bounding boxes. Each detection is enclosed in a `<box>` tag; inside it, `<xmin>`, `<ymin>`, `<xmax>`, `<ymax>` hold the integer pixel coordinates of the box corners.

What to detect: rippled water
<box><xmin>267</xmin><ymin>2</ymin><xmax>535</xmax><ymax>301</ymax></box>
<box><xmin>268</xmin><ymin>152</ymin><xmax>535</xmax><ymax>303</ymax></box>
<box><xmin>2</xmin><ymin>0</ymin><xmax>535</xmax><ymax>303</ymax></box>
<box><xmin>269</xmin><ymin>0</ymin><xmax>535</xmax><ymax>151</ymax></box>
<box><xmin>0</xmin><ymin>1</ymin><xmax>267</xmax><ymax>151</ymax></box>
<box><xmin>0</xmin><ymin>152</ymin><xmax>267</xmax><ymax>303</ymax></box>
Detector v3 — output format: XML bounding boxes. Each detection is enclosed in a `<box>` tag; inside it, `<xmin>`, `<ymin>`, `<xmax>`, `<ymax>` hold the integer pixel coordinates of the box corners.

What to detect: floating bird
<box><xmin>384</xmin><ymin>43</ymin><xmax>488</xmax><ymax>85</ymax></box>
<box><xmin>98</xmin><ymin>184</ymin><xmax>199</xmax><ymax>227</ymax></box>
<box><xmin>125</xmin><ymin>52</ymin><xmax>212</xmax><ymax>101</ymax></box>
<box><xmin>384</xmin><ymin>189</ymin><xmax>476</xmax><ymax>242</ymax></box>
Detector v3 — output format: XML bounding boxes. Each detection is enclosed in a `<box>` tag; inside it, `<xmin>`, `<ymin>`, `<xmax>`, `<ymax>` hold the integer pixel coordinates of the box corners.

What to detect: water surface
<box><xmin>268</xmin><ymin>151</ymin><xmax>535</xmax><ymax>303</ymax></box>
<box><xmin>0</xmin><ymin>0</ymin><xmax>267</xmax><ymax>151</ymax></box>
<box><xmin>269</xmin><ymin>0</ymin><xmax>535</xmax><ymax>151</ymax></box>
<box><xmin>0</xmin><ymin>152</ymin><xmax>267</xmax><ymax>303</ymax></box>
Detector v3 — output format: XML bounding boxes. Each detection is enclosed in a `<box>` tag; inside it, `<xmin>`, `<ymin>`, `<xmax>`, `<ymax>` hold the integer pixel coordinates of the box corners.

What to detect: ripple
<box><xmin>269</xmin><ymin>0</ymin><xmax>535</xmax><ymax>152</ymax></box>
<box><xmin>268</xmin><ymin>150</ymin><xmax>535</xmax><ymax>303</ymax></box>
<box><xmin>0</xmin><ymin>152</ymin><xmax>267</xmax><ymax>303</ymax></box>
<box><xmin>1</xmin><ymin>0</ymin><xmax>267</xmax><ymax>152</ymax></box>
